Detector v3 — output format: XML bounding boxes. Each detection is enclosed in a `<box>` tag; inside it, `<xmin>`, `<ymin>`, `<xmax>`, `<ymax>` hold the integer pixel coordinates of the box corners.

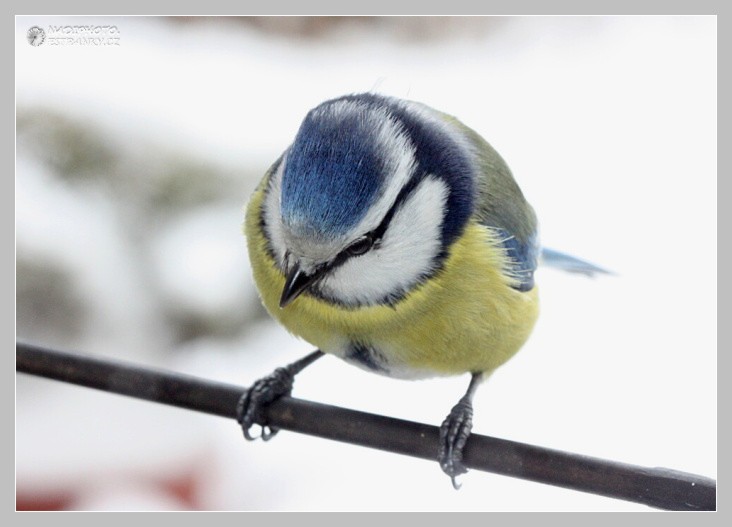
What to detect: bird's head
<box><xmin>261</xmin><ymin>94</ymin><xmax>475</xmax><ymax>308</ymax></box>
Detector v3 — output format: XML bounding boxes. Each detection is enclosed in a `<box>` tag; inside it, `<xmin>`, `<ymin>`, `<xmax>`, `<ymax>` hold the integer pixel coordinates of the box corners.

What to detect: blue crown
<box><xmin>281</xmin><ymin>101</ymin><xmax>389</xmax><ymax>240</ymax></box>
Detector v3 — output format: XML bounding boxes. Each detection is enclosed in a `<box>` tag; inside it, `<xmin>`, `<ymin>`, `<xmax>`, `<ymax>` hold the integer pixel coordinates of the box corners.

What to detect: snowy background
<box><xmin>16</xmin><ymin>16</ymin><xmax>716</xmax><ymax>511</ymax></box>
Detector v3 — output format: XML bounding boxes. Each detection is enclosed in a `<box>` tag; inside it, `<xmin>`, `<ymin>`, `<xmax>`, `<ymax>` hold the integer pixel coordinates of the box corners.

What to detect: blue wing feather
<box><xmin>495</xmin><ymin>229</ymin><xmax>539</xmax><ymax>292</ymax></box>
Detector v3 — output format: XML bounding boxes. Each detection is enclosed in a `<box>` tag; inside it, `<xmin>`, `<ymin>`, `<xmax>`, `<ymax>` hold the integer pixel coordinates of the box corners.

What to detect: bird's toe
<box><xmin>236</xmin><ymin>366</ymin><xmax>295</xmax><ymax>441</ymax></box>
<box><xmin>438</xmin><ymin>397</ymin><xmax>474</xmax><ymax>489</ymax></box>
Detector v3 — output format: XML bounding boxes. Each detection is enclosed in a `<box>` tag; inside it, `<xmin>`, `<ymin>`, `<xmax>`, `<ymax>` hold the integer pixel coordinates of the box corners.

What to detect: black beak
<box><xmin>279</xmin><ymin>264</ymin><xmax>324</xmax><ymax>308</ymax></box>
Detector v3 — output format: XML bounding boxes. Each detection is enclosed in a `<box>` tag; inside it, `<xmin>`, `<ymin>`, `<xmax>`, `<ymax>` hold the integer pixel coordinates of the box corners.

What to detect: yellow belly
<box><xmin>244</xmin><ymin>184</ymin><xmax>539</xmax><ymax>379</ymax></box>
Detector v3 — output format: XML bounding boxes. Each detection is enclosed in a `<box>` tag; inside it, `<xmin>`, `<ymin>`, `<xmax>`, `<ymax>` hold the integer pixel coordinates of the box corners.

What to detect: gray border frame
<box><xmin>9</xmin><ymin>3</ymin><xmax>721</xmax><ymax>522</ymax></box>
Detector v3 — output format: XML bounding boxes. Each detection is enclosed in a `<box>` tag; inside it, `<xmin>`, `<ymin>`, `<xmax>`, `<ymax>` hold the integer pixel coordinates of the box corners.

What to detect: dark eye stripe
<box><xmin>370</xmin><ymin>172</ymin><xmax>425</xmax><ymax>242</ymax></box>
<box><xmin>325</xmin><ymin>173</ymin><xmax>426</xmax><ymax>273</ymax></box>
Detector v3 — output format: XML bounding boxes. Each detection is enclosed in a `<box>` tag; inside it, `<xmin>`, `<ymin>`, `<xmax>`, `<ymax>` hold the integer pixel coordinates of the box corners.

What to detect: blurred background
<box><xmin>16</xmin><ymin>16</ymin><xmax>716</xmax><ymax>511</ymax></box>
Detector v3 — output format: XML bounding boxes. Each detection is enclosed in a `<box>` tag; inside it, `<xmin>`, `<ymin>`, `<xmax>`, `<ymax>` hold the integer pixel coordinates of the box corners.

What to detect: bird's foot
<box><xmin>438</xmin><ymin>395</ymin><xmax>474</xmax><ymax>489</ymax></box>
<box><xmin>236</xmin><ymin>365</ymin><xmax>295</xmax><ymax>441</ymax></box>
<box><xmin>236</xmin><ymin>350</ymin><xmax>324</xmax><ymax>441</ymax></box>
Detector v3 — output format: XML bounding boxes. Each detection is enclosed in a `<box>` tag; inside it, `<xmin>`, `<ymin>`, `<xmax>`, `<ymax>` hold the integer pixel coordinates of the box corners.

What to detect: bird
<box><xmin>237</xmin><ymin>92</ymin><xmax>608</xmax><ymax>488</ymax></box>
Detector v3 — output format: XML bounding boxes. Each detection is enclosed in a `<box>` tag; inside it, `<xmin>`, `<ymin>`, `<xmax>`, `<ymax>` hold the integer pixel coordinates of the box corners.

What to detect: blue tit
<box><xmin>237</xmin><ymin>93</ymin><xmax>607</xmax><ymax>488</ymax></box>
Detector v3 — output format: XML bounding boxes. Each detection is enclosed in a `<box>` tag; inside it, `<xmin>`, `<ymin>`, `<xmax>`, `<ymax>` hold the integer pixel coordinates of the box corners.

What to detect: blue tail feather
<box><xmin>540</xmin><ymin>248</ymin><xmax>612</xmax><ymax>277</ymax></box>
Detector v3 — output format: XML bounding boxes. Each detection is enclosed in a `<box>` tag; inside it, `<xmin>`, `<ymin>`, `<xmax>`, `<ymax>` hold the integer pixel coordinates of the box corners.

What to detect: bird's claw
<box><xmin>236</xmin><ymin>366</ymin><xmax>295</xmax><ymax>441</ymax></box>
<box><xmin>438</xmin><ymin>396</ymin><xmax>474</xmax><ymax>490</ymax></box>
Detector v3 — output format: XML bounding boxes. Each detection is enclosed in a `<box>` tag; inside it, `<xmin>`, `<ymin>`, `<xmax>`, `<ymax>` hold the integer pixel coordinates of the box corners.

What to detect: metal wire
<box><xmin>16</xmin><ymin>341</ymin><xmax>716</xmax><ymax>511</ymax></box>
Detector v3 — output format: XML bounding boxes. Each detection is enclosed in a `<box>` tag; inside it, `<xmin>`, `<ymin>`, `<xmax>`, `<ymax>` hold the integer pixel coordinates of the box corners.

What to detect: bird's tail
<box><xmin>540</xmin><ymin>248</ymin><xmax>612</xmax><ymax>277</ymax></box>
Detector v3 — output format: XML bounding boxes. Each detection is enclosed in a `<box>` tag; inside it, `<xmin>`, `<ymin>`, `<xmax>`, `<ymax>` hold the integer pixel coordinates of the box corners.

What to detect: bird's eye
<box><xmin>346</xmin><ymin>235</ymin><xmax>374</xmax><ymax>257</ymax></box>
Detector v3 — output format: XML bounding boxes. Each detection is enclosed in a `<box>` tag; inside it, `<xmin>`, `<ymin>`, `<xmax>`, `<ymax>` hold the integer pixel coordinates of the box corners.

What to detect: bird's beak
<box><xmin>279</xmin><ymin>264</ymin><xmax>324</xmax><ymax>308</ymax></box>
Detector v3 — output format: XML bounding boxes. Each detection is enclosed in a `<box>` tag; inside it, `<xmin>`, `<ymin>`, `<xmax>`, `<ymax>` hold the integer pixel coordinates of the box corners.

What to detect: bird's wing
<box><xmin>447</xmin><ymin>117</ymin><xmax>540</xmax><ymax>292</ymax></box>
<box><xmin>418</xmin><ymin>104</ymin><xmax>550</xmax><ymax>291</ymax></box>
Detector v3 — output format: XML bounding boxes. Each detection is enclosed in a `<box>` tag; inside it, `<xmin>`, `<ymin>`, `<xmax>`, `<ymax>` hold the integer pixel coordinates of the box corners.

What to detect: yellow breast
<box><xmin>244</xmin><ymin>183</ymin><xmax>539</xmax><ymax>379</ymax></box>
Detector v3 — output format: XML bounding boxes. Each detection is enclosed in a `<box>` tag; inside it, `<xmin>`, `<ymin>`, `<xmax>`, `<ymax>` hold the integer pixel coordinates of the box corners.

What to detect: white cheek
<box><xmin>262</xmin><ymin>160</ymin><xmax>288</xmax><ymax>268</ymax></box>
<box><xmin>322</xmin><ymin>177</ymin><xmax>448</xmax><ymax>305</ymax></box>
